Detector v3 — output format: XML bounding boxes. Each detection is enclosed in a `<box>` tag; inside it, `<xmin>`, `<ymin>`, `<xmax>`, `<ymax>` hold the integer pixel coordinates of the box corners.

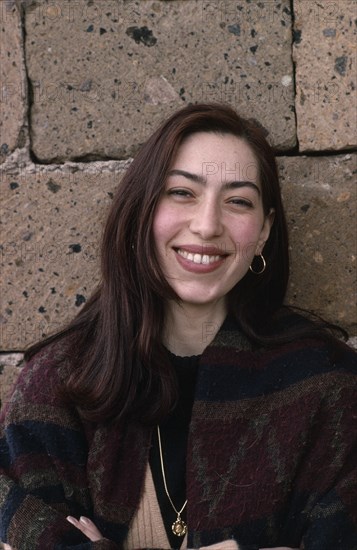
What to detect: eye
<box><xmin>228</xmin><ymin>197</ymin><xmax>253</xmax><ymax>208</ymax></box>
<box><xmin>167</xmin><ymin>188</ymin><xmax>194</xmax><ymax>198</ymax></box>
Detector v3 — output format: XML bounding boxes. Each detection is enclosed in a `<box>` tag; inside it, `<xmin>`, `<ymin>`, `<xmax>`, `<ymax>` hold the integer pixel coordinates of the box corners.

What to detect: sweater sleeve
<box><xmin>301</xmin><ymin>487</ymin><xmax>357</xmax><ymax>550</ymax></box>
<box><xmin>0</xmin><ymin>348</ymin><xmax>120</xmax><ymax>550</ymax></box>
<box><xmin>299</xmin><ymin>356</ymin><xmax>357</xmax><ymax>550</ymax></box>
<box><xmin>299</xmin><ymin>455</ymin><xmax>357</xmax><ymax>549</ymax></box>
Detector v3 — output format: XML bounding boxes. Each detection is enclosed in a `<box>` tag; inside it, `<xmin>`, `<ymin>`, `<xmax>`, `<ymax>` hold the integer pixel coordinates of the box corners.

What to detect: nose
<box><xmin>189</xmin><ymin>197</ymin><xmax>223</xmax><ymax>239</ymax></box>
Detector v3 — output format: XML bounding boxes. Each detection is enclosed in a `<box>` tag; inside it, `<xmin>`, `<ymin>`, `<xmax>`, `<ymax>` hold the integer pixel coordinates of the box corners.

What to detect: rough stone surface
<box><xmin>24</xmin><ymin>0</ymin><xmax>296</xmax><ymax>162</ymax></box>
<box><xmin>278</xmin><ymin>154</ymin><xmax>356</xmax><ymax>331</ymax></box>
<box><xmin>0</xmin><ymin>353</ymin><xmax>23</xmax><ymax>409</ymax></box>
<box><xmin>293</xmin><ymin>0</ymin><xmax>357</xmax><ymax>151</ymax></box>
<box><xmin>1</xmin><ymin>162</ymin><xmax>128</xmax><ymax>350</ymax></box>
<box><xmin>0</xmin><ymin>0</ymin><xmax>27</xmax><ymax>163</ymax></box>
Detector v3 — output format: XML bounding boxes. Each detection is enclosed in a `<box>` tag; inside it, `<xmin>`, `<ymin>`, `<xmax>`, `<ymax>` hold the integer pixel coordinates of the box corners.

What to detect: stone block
<box><xmin>0</xmin><ymin>161</ymin><xmax>127</xmax><ymax>350</ymax></box>
<box><xmin>0</xmin><ymin>1</ymin><xmax>27</xmax><ymax>163</ymax></box>
<box><xmin>293</xmin><ymin>0</ymin><xmax>356</xmax><ymax>151</ymax></box>
<box><xmin>24</xmin><ymin>0</ymin><xmax>296</xmax><ymax>162</ymax></box>
<box><xmin>0</xmin><ymin>353</ymin><xmax>23</xmax><ymax>410</ymax></box>
<box><xmin>278</xmin><ymin>154</ymin><xmax>356</xmax><ymax>332</ymax></box>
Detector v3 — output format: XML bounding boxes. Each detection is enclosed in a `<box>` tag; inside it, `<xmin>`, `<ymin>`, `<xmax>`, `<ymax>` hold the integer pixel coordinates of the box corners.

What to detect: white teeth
<box><xmin>193</xmin><ymin>253</ymin><xmax>201</xmax><ymax>264</ymax></box>
<box><xmin>177</xmin><ymin>249</ymin><xmax>222</xmax><ymax>264</ymax></box>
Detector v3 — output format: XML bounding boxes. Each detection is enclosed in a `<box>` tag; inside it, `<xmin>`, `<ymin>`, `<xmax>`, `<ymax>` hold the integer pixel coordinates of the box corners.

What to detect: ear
<box><xmin>256</xmin><ymin>208</ymin><xmax>275</xmax><ymax>254</ymax></box>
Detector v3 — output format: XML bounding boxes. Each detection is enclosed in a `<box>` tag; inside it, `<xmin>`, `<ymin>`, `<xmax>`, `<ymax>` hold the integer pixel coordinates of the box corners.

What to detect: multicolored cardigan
<box><xmin>0</xmin><ymin>317</ymin><xmax>356</xmax><ymax>549</ymax></box>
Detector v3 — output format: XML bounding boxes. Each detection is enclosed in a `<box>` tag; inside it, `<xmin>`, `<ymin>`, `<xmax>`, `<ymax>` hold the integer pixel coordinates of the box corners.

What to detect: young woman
<box><xmin>0</xmin><ymin>104</ymin><xmax>356</xmax><ymax>550</ymax></box>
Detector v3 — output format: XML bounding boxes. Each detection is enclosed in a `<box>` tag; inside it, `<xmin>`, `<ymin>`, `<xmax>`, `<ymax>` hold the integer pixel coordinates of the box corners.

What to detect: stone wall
<box><xmin>0</xmin><ymin>0</ymin><xmax>356</xmax><ymax>413</ymax></box>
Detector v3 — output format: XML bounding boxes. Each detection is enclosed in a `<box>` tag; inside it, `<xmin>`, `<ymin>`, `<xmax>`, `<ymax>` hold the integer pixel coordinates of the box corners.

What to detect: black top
<box><xmin>149</xmin><ymin>350</ymin><xmax>200</xmax><ymax>549</ymax></box>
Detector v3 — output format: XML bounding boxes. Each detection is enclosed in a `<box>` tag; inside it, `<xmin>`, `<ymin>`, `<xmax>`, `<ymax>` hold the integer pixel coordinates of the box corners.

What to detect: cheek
<box><xmin>230</xmin><ymin>218</ymin><xmax>265</xmax><ymax>250</ymax></box>
<box><xmin>228</xmin><ymin>220</ymin><xmax>266</xmax><ymax>267</ymax></box>
<box><xmin>153</xmin><ymin>202</ymin><xmax>183</xmax><ymax>244</ymax></box>
<box><xmin>152</xmin><ymin>204</ymin><xmax>175</xmax><ymax>249</ymax></box>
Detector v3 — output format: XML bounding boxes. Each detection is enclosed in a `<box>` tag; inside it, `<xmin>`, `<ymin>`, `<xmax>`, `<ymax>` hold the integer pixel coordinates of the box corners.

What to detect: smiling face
<box><xmin>153</xmin><ymin>132</ymin><xmax>274</xmax><ymax>311</ymax></box>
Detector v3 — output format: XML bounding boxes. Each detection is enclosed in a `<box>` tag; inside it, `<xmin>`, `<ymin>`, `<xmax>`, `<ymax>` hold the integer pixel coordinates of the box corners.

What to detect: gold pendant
<box><xmin>172</xmin><ymin>514</ymin><xmax>187</xmax><ymax>537</ymax></box>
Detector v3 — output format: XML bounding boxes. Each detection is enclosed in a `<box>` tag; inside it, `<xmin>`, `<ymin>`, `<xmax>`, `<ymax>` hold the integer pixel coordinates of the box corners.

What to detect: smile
<box><xmin>177</xmin><ymin>248</ymin><xmax>223</xmax><ymax>265</ymax></box>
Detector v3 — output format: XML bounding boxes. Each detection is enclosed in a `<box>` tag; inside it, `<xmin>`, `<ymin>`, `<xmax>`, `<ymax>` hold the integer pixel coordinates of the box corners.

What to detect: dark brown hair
<box><xmin>25</xmin><ymin>103</ymin><xmax>341</xmax><ymax>424</ymax></box>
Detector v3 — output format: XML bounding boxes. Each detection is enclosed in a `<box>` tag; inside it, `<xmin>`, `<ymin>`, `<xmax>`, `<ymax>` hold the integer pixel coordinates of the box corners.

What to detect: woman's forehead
<box><xmin>172</xmin><ymin>132</ymin><xmax>259</xmax><ymax>184</ymax></box>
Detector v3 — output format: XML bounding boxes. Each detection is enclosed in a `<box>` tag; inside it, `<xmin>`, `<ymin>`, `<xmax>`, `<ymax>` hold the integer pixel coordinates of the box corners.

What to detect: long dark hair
<box><xmin>25</xmin><ymin>103</ymin><xmax>343</xmax><ymax>424</ymax></box>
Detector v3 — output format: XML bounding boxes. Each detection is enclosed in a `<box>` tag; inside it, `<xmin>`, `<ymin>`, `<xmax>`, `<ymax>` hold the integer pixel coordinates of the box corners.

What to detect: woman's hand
<box><xmin>1</xmin><ymin>517</ymin><xmax>103</xmax><ymax>550</ymax></box>
<box><xmin>66</xmin><ymin>515</ymin><xmax>103</xmax><ymax>541</ymax></box>
<box><xmin>64</xmin><ymin>517</ymin><xmax>301</xmax><ymax>550</ymax></box>
<box><xmin>199</xmin><ymin>542</ymin><xmax>239</xmax><ymax>550</ymax></box>
<box><xmin>197</xmin><ymin>544</ymin><xmax>298</xmax><ymax>550</ymax></box>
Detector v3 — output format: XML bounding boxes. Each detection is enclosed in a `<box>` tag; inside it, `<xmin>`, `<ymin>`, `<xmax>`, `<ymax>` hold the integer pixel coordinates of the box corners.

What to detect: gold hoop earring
<box><xmin>249</xmin><ymin>253</ymin><xmax>266</xmax><ymax>275</ymax></box>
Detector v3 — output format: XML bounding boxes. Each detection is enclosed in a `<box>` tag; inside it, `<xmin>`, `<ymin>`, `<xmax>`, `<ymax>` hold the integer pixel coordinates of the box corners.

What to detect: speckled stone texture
<box><xmin>24</xmin><ymin>0</ymin><xmax>296</xmax><ymax>162</ymax></box>
<box><xmin>0</xmin><ymin>353</ymin><xmax>23</xmax><ymax>409</ymax></box>
<box><xmin>279</xmin><ymin>153</ymin><xmax>356</xmax><ymax>330</ymax></box>
<box><xmin>0</xmin><ymin>1</ymin><xmax>27</xmax><ymax>163</ymax></box>
<box><xmin>293</xmin><ymin>0</ymin><xmax>356</xmax><ymax>151</ymax></box>
<box><xmin>0</xmin><ymin>162</ymin><xmax>127</xmax><ymax>350</ymax></box>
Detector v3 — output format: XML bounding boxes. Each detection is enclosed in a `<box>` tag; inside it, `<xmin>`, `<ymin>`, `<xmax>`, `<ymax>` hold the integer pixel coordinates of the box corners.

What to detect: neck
<box><xmin>163</xmin><ymin>300</ymin><xmax>227</xmax><ymax>356</ymax></box>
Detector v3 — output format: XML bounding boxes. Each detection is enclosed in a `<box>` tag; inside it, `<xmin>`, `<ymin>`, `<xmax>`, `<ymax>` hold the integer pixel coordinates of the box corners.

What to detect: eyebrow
<box><xmin>167</xmin><ymin>169</ymin><xmax>261</xmax><ymax>195</ymax></box>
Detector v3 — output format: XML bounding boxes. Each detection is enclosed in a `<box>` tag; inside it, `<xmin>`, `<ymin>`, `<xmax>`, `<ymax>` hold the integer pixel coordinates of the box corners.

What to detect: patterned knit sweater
<box><xmin>0</xmin><ymin>316</ymin><xmax>356</xmax><ymax>549</ymax></box>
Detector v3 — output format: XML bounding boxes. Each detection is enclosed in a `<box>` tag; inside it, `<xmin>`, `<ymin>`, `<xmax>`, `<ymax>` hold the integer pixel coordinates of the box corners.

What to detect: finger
<box><xmin>66</xmin><ymin>515</ymin><xmax>102</xmax><ymax>541</ymax></box>
<box><xmin>200</xmin><ymin>542</ymin><xmax>238</xmax><ymax>550</ymax></box>
<box><xmin>66</xmin><ymin>515</ymin><xmax>103</xmax><ymax>541</ymax></box>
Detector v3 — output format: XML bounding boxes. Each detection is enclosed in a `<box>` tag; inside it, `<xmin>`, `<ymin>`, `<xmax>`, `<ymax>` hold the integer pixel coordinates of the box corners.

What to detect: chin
<box><xmin>175</xmin><ymin>289</ymin><xmax>225</xmax><ymax>307</ymax></box>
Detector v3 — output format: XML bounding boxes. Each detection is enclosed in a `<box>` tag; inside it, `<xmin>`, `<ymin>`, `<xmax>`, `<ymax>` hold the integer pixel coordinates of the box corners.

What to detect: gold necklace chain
<box><xmin>157</xmin><ymin>425</ymin><xmax>188</xmax><ymax>537</ymax></box>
